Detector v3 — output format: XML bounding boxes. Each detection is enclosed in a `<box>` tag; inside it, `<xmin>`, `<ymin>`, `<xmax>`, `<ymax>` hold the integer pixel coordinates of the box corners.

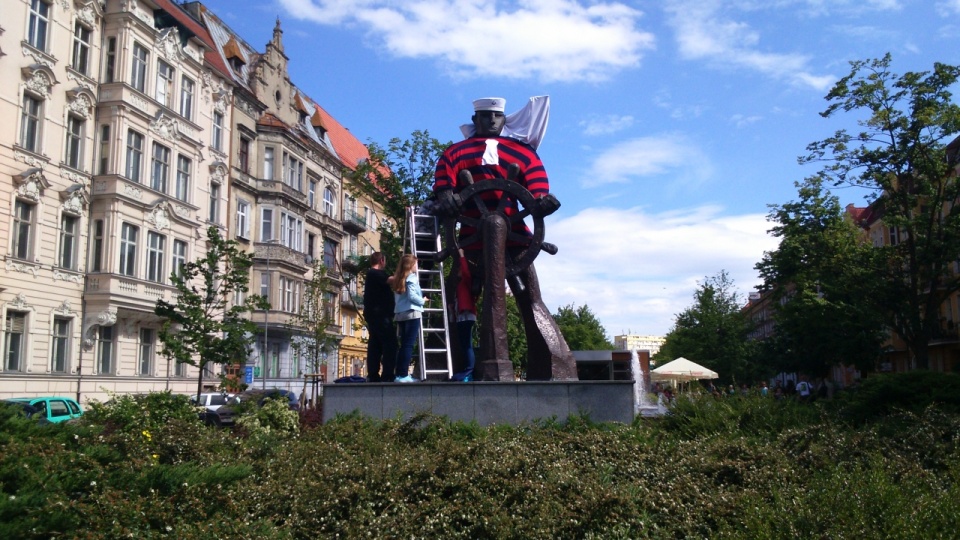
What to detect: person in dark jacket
<box><xmin>363</xmin><ymin>252</ymin><xmax>397</xmax><ymax>382</ymax></box>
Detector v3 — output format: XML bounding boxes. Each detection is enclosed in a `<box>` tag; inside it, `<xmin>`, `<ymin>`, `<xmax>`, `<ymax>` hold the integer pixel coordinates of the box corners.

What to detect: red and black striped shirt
<box><xmin>434</xmin><ymin>136</ymin><xmax>549</xmax><ymax>247</ymax></box>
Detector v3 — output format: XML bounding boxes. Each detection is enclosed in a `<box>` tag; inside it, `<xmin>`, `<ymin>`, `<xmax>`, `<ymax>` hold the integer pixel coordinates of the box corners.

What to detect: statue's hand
<box><xmin>532</xmin><ymin>193</ymin><xmax>561</xmax><ymax>218</ymax></box>
<box><xmin>437</xmin><ymin>189</ymin><xmax>462</xmax><ymax>218</ymax></box>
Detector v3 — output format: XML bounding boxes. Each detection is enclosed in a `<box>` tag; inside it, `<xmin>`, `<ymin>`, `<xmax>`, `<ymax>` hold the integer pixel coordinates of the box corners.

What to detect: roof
<box><xmin>311</xmin><ymin>102</ymin><xmax>371</xmax><ymax>171</ymax></box>
<box><xmin>152</xmin><ymin>0</ymin><xmax>231</xmax><ymax>79</ymax></box>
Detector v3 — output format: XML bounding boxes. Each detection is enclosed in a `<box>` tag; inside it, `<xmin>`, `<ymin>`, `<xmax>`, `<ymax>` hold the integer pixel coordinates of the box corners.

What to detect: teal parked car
<box><xmin>5</xmin><ymin>396</ymin><xmax>83</xmax><ymax>423</ymax></box>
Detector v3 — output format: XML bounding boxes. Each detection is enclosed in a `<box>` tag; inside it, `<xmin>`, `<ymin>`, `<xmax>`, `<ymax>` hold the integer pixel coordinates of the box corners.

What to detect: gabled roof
<box><xmin>152</xmin><ymin>0</ymin><xmax>231</xmax><ymax>79</ymax></box>
<box><xmin>310</xmin><ymin>102</ymin><xmax>370</xmax><ymax>171</ymax></box>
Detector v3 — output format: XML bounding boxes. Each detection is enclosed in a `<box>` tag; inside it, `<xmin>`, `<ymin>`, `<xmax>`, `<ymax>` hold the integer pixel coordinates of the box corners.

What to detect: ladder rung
<box><xmin>423</xmin><ymin>308</ymin><xmax>444</xmax><ymax>313</ymax></box>
<box><xmin>418</xmin><ymin>269</ymin><xmax>441</xmax><ymax>275</ymax></box>
<box><xmin>423</xmin><ymin>348</ymin><xmax>448</xmax><ymax>353</ymax></box>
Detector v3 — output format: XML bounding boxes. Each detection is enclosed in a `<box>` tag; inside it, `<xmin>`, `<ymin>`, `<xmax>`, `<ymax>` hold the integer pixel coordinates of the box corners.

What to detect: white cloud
<box><xmin>937</xmin><ymin>0</ymin><xmax>960</xmax><ymax>15</ymax></box>
<box><xmin>581</xmin><ymin>134</ymin><xmax>712</xmax><ymax>188</ymax></box>
<box><xmin>279</xmin><ymin>0</ymin><xmax>656</xmax><ymax>82</ymax></box>
<box><xmin>730</xmin><ymin>113</ymin><xmax>762</xmax><ymax>127</ymax></box>
<box><xmin>536</xmin><ymin>205</ymin><xmax>779</xmax><ymax>336</ymax></box>
<box><xmin>580</xmin><ymin>115</ymin><xmax>635</xmax><ymax>136</ymax></box>
<box><xmin>664</xmin><ymin>0</ymin><xmax>835</xmax><ymax>90</ymax></box>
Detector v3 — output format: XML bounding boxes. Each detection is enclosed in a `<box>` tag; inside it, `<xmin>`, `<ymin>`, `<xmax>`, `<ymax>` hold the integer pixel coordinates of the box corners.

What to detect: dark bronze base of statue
<box><xmin>462</xmin><ymin>212</ymin><xmax>576</xmax><ymax>382</ymax></box>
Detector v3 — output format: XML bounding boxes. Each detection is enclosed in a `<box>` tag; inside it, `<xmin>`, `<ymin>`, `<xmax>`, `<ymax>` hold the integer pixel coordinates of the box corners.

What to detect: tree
<box><xmin>347</xmin><ymin>130</ymin><xmax>451</xmax><ymax>258</ymax></box>
<box><xmin>553</xmin><ymin>303</ymin><xmax>615</xmax><ymax>351</ymax></box>
<box><xmin>289</xmin><ymin>261</ymin><xmax>341</xmax><ymax>377</ymax></box>
<box><xmin>755</xmin><ymin>176</ymin><xmax>888</xmax><ymax>376</ymax></box>
<box><xmin>654</xmin><ymin>271</ymin><xmax>756</xmax><ymax>384</ymax></box>
<box><xmin>801</xmin><ymin>54</ymin><xmax>960</xmax><ymax>369</ymax></box>
<box><xmin>155</xmin><ymin>227</ymin><xmax>268</xmax><ymax>400</ymax></box>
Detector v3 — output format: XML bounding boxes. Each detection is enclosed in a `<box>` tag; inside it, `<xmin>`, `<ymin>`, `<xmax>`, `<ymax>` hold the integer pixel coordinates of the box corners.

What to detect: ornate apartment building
<box><xmin>0</xmin><ymin>0</ymin><xmax>105</xmax><ymax>399</ymax></box>
<box><xmin>1</xmin><ymin>0</ymin><xmax>388</xmax><ymax>402</ymax></box>
<box><xmin>187</xmin><ymin>3</ymin><xmax>388</xmax><ymax>387</ymax></box>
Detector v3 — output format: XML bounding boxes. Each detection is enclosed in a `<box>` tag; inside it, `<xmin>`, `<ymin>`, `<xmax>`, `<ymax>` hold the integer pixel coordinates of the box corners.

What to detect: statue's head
<box><xmin>471</xmin><ymin>97</ymin><xmax>506</xmax><ymax>137</ymax></box>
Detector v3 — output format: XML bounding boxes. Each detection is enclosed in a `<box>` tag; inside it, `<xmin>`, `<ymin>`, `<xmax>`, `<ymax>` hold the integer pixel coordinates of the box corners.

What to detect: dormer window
<box><xmin>223</xmin><ymin>36</ymin><xmax>246</xmax><ymax>73</ymax></box>
<box><xmin>310</xmin><ymin>109</ymin><xmax>326</xmax><ymax>139</ymax></box>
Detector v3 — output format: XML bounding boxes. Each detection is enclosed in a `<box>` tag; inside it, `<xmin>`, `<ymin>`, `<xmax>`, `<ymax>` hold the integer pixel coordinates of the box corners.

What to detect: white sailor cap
<box><xmin>472</xmin><ymin>97</ymin><xmax>506</xmax><ymax>112</ymax></box>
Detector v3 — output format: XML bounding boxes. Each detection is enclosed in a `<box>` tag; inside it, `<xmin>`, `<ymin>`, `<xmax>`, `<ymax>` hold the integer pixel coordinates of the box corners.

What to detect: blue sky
<box><xmin>199</xmin><ymin>0</ymin><xmax>960</xmax><ymax>337</ymax></box>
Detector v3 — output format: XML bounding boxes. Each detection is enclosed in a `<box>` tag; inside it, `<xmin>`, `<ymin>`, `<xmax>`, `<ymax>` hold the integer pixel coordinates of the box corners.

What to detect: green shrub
<box><xmin>84</xmin><ymin>390</ymin><xmax>200</xmax><ymax>433</ymax></box>
<box><xmin>835</xmin><ymin>371</ymin><xmax>960</xmax><ymax>424</ymax></box>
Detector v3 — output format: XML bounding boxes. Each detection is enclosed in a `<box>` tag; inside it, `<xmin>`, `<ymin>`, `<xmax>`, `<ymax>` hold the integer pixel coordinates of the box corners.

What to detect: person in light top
<box><xmin>391</xmin><ymin>254</ymin><xmax>425</xmax><ymax>383</ymax></box>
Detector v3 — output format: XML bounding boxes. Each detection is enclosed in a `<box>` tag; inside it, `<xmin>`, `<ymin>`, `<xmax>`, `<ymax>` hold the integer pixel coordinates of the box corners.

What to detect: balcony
<box><xmin>341</xmin><ymin>209</ymin><xmax>368</xmax><ymax>233</ymax></box>
<box><xmin>341</xmin><ymin>289</ymin><xmax>363</xmax><ymax>308</ymax></box>
<box><xmin>254</xmin><ymin>242</ymin><xmax>311</xmax><ymax>271</ymax></box>
<box><xmin>341</xmin><ymin>251</ymin><xmax>362</xmax><ymax>273</ymax></box>
<box><xmin>257</xmin><ymin>178</ymin><xmax>308</xmax><ymax>205</ymax></box>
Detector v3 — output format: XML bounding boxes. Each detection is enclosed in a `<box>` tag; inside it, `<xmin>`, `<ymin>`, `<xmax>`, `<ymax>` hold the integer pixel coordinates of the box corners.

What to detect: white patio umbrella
<box><xmin>650</xmin><ymin>357</ymin><xmax>719</xmax><ymax>382</ymax></box>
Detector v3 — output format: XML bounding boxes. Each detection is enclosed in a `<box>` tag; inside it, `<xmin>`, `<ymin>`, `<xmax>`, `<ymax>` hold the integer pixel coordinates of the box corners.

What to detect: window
<box><xmin>105</xmin><ymin>37</ymin><xmax>117</xmax><ymax>82</ymax></box>
<box><xmin>27</xmin><ymin>0</ymin><xmax>50</xmax><ymax>51</ymax></box>
<box><xmin>91</xmin><ymin>219</ymin><xmax>104</xmax><ymax>272</ymax></box>
<box><xmin>119</xmin><ymin>223</ymin><xmax>138</xmax><ymax>276</ymax></box>
<box><xmin>131</xmin><ymin>43</ymin><xmax>148</xmax><ymax>92</ymax></box>
<box><xmin>59</xmin><ymin>214</ymin><xmax>78</xmax><ymax>269</ymax></box>
<box><xmin>20</xmin><ymin>94</ymin><xmax>42</xmax><ymax>153</ymax></box>
<box><xmin>172</xmin><ymin>239</ymin><xmax>187</xmax><ymax>280</ymax></box>
<box><xmin>175</xmin><ymin>155</ymin><xmax>190</xmax><ymax>201</ymax></box>
<box><xmin>284</xmin><ymin>153</ymin><xmax>303</xmax><ymax>190</ymax></box>
<box><xmin>65</xmin><ymin>115</ymin><xmax>84</xmax><ymax>169</ymax></box>
<box><xmin>261</xmin><ymin>208</ymin><xmax>273</xmax><ymax>241</ymax></box>
<box><xmin>323</xmin><ymin>187</ymin><xmax>336</xmax><ymax>217</ymax></box>
<box><xmin>96</xmin><ymin>326</ymin><xmax>113</xmax><ymax>374</ymax></box>
<box><xmin>260</xmin><ymin>271</ymin><xmax>270</xmax><ymax>301</ymax></box>
<box><xmin>209</xmin><ymin>183</ymin><xmax>221</xmax><ymax>223</ymax></box>
<box><xmin>98</xmin><ymin>125</ymin><xmax>110</xmax><ymax>175</ymax></box>
<box><xmin>51</xmin><ymin>317</ymin><xmax>70</xmax><ymax>373</ymax></box>
<box><xmin>151</xmin><ymin>143</ymin><xmax>170</xmax><ymax>193</ymax></box>
<box><xmin>263</xmin><ymin>146</ymin><xmax>275</xmax><ymax>179</ymax></box>
<box><xmin>323</xmin><ymin>239</ymin><xmax>337</xmax><ymax>269</ymax></box>
<box><xmin>139</xmin><ymin>328</ymin><xmax>154</xmax><ymax>376</ymax></box>
<box><xmin>281</xmin><ymin>212</ymin><xmax>303</xmax><ymax>251</ymax></box>
<box><xmin>175</xmin><ymin>358</ymin><xmax>187</xmax><ymax>377</ymax></box>
<box><xmin>889</xmin><ymin>225</ymin><xmax>900</xmax><ymax>246</ymax></box>
<box><xmin>236</xmin><ymin>200</ymin><xmax>250</xmax><ymax>239</ymax></box>
<box><xmin>212</xmin><ymin>112</ymin><xmax>224</xmax><ymax>151</ymax></box>
<box><xmin>323</xmin><ymin>291</ymin><xmax>337</xmax><ymax>322</ymax></box>
<box><xmin>12</xmin><ymin>200</ymin><xmax>34</xmax><ymax>260</ymax></box>
<box><xmin>146</xmin><ymin>231</ymin><xmax>165</xmax><ymax>283</ymax></box>
<box><xmin>156</xmin><ymin>61</ymin><xmax>174</xmax><ymax>108</ymax></box>
<box><xmin>125</xmin><ymin>130</ymin><xmax>144</xmax><ymax>182</ymax></box>
<box><xmin>308</xmin><ymin>179</ymin><xmax>317</xmax><ymax>208</ymax></box>
<box><xmin>179</xmin><ymin>76</ymin><xmax>194</xmax><ymax>119</ymax></box>
<box><xmin>307</xmin><ymin>233</ymin><xmax>316</xmax><ymax>259</ymax></box>
<box><xmin>239</xmin><ymin>137</ymin><xmax>250</xmax><ymax>173</ymax></box>
<box><xmin>280</xmin><ymin>276</ymin><xmax>300</xmax><ymax>313</ymax></box>
<box><xmin>71</xmin><ymin>23</ymin><xmax>92</xmax><ymax>75</ymax></box>
<box><xmin>4</xmin><ymin>313</ymin><xmax>26</xmax><ymax>371</ymax></box>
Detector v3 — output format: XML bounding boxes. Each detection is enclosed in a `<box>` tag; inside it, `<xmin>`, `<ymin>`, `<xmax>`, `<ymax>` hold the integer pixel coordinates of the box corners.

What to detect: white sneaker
<box><xmin>395</xmin><ymin>375</ymin><xmax>417</xmax><ymax>383</ymax></box>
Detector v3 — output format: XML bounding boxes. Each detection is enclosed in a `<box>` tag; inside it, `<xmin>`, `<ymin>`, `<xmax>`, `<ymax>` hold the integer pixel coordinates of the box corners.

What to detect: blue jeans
<box><xmin>395</xmin><ymin>317</ymin><xmax>421</xmax><ymax>378</ymax></box>
<box><xmin>455</xmin><ymin>319</ymin><xmax>475</xmax><ymax>380</ymax></box>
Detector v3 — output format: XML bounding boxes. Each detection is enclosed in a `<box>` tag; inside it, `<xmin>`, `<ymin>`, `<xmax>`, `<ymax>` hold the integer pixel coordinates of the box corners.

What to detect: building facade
<box><xmin>0</xmin><ymin>0</ymin><xmax>386</xmax><ymax>402</ymax></box>
<box><xmin>613</xmin><ymin>334</ymin><xmax>665</xmax><ymax>359</ymax></box>
<box><xmin>0</xmin><ymin>0</ymin><xmax>105</xmax><ymax>400</ymax></box>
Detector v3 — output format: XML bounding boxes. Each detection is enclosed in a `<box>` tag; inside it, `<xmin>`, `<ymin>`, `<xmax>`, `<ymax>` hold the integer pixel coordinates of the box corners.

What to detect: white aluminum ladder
<box><xmin>406</xmin><ymin>207</ymin><xmax>453</xmax><ymax>380</ymax></box>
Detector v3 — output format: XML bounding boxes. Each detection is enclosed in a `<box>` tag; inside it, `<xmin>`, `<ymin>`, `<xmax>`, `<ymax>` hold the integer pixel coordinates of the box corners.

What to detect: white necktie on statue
<box><xmin>482</xmin><ymin>139</ymin><xmax>499</xmax><ymax>165</ymax></box>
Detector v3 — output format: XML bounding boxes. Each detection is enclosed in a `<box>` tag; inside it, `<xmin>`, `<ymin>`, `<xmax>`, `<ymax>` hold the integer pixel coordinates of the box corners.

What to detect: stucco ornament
<box><xmin>148</xmin><ymin>205</ymin><xmax>171</xmax><ymax>230</ymax></box>
<box><xmin>150</xmin><ymin>114</ymin><xmax>181</xmax><ymax>142</ymax></box>
<box><xmin>61</xmin><ymin>184</ymin><xmax>88</xmax><ymax>216</ymax></box>
<box><xmin>13</xmin><ymin>169</ymin><xmax>48</xmax><ymax>202</ymax></box>
<box><xmin>156</xmin><ymin>27</ymin><xmax>182</xmax><ymax>64</ymax></box>
<box><xmin>68</xmin><ymin>92</ymin><xmax>93</xmax><ymax>118</ymax></box>
<box><xmin>23</xmin><ymin>70</ymin><xmax>53</xmax><ymax>99</ymax></box>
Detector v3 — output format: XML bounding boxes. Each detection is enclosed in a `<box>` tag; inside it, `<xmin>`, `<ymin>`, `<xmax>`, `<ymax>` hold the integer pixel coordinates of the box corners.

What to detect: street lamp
<box><xmin>262</xmin><ymin>238</ymin><xmax>280</xmax><ymax>390</ymax></box>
